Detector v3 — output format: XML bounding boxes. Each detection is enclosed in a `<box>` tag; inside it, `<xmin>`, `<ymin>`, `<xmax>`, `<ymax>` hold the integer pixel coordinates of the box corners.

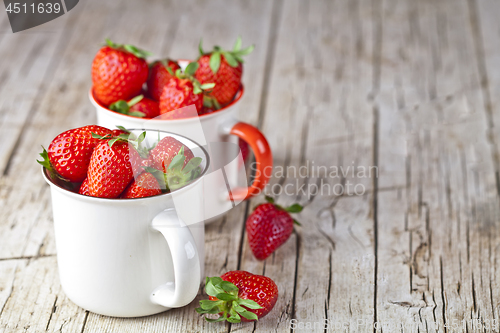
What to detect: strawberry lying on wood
<box><xmin>246</xmin><ymin>196</ymin><xmax>302</xmax><ymax>260</ymax></box>
<box><xmin>196</xmin><ymin>270</ymin><xmax>278</xmax><ymax>323</ymax></box>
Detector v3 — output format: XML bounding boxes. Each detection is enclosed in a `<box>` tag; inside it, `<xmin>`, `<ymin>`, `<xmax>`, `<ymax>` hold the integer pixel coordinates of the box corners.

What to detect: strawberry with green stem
<box><xmin>147</xmin><ymin>59</ymin><xmax>181</xmax><ymax>101</ymax></box>
<box><xmin>37</xmin><ymin>125</ymin><xmax>113</xmax><ymax>183</ymax></box>
<box><xmin>246</xmin><ymin>196</ymin><xmax>302</xmax><ymax>260</ymax></box>
<box><xmin>159</xmin><ymin>62</ymin><xmax>215</xmax><ymax>118</ymax></box>
<box><xmin>195</xmin><ymin>37</ymin><xmax>253</xmax><ymax>107</ymax></box>
<box><xmin>145</xmin><ymin>146</ymin><xmax>202</xmax><ymax>192</ymax></box>
<box><xmin>92</xmin><ymin>39</ymin><xmax>151</xmax><ymax>106</ymax></box>
<box><xmin>109</xmin><ymin>95</ymin><xmax>160</xmax><ymax>118</ymax></box>
<box><xmin>87</xmin><ymin>131</ymin><xmax>148</xmax><ymax>198</ymax></box>
<box><xmin>196</xmin><ymin>270</ymin><xmax>278</xmax><ymax>323</ymax></box>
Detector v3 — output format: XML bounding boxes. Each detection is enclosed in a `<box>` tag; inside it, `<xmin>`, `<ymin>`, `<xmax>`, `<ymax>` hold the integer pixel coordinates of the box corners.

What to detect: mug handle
<box><xmin>149</xmin><ymin>209</ymin><xmax>201</xmax><ymax>308</ymax></box>
<box><xmin>228</xmin><ymin>122</ymin><xmax>273</xmax><ymax>201</ymax></box>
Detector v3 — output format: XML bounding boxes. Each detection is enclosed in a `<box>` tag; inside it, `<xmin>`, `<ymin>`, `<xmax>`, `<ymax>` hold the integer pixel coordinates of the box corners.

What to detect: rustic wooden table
<box><xmin>1</xmin><ymin>0</ymin><xmax>500</xmax><ymax>332</ymax></box>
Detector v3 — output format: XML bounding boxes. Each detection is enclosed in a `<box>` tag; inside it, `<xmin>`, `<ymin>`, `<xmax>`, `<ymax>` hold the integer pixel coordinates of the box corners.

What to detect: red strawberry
<box><xmin>121</xmin><ymin>172</ymin><xmax>162</xmax><ymax>198</ymax></box>
<box><xmin>92</xmin><ymin>39</ymin><xmax>150</xmax><ymax>106</ymax></box>
<box><xmin>159</xmin><ymin>62</ymin><xmax>214</xmax><ymax>116</ymax></box>
<box><xmin>238</xmin><ymin>138</ymin><xmax>249</xmax><ymax>163</ymax></box>
<box><xmin>146</xmin><ymin>137</ymin><xmax>203</xmax><ymax>191</ymax></box>
<box><xmin>37</xmin><ymin>125</ymin><xmax>113</xmax><ymax>182</ymax></box>
<box><xmin>159</xmin><ymin>78</ymin><xmax>203</xmax><ymax>115</ymax></box>
<box><xmin>79</xmin><ymin>177</ymin><xmax>91</xmax><ymax>196</ymax></box>
<box><xmin>195</xmin><ymin>37</ymin><xmax>253</xmax><ymax>106</ymax></box>
<box><xmin>149</xmin><ymin>136</ymin><xmax>195</xmax><ymax>173</ymax></box>
<box><xmin>87</xmin><ymin>139</ymin><xmax>142</xmax><ymax>198</ymax></box>
<box><xmin>147</xmin><ymin>59</ymin><xmax>181</xmax><ymax>101</ymax></box>
<box><xmin>246</xmin><ymin>197</ymin><xmax>302</xmax><ymax>260</ymax></box>
<box><xmin>109</xmin><ymin>95</ymin><xmax>160</xmax><ymax>118</ymax></box>
<box><xmin>196</xmin><ymin>271</ymin><xmax>278</xmax><ymax>323</ymax></box>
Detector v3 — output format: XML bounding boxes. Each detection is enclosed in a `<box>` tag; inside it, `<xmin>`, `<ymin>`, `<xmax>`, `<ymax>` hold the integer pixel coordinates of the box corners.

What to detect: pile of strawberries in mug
<box><xmin>37</xmin><ymin>38</ymin><xmax>310</xmax><ymax>324</ymax></box>
<box><xmin>92</xmin><ymin>38</ymin><xmax>253</xmax><ymax>119</ymax></box>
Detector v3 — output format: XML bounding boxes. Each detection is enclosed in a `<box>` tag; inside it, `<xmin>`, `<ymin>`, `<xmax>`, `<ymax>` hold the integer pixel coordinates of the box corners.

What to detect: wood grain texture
<box><xmin>0</xmin><ymin>0</ymin><xmax>500</xmax><ymax>332</ymax></box>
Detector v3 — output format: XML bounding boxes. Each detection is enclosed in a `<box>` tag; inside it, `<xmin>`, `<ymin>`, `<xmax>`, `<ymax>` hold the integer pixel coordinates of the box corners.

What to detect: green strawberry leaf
<box><xmin>184</xmin><ymin>62</ymin><xmax>199</xmax><ymax>76</ymax></box>
<box><xmin>128</xmin><ymin>95</ymin><xmax>144</xmax><ymax>107</ymax></box>
<box><xmin>105</xmin><ymin>38</ymin><xmax>116</xmax><ymax>48</ymax></box>
<box><xmin>182</xmin><ymin>157</ymin><xmax>202</xmax><ymax>175</ymax></box>
<box><xmin>168</xmin><ymin>155</ymin><xmax>185</xmax><ymax>172</ymax></box>
<box><xmin>109</xmin><ymin>100</ymin><xmax>130</xmax><ymax>114</ymax></box>
<box><xmin>293</xmin><ymin>219</ymin><xmax>302</xmax><ymax>226</ymax></box>
<box><xmin>116</xmin><ymin>125</ymin><xmax>130</xmax><ymax>133</ymax></box>
<box><xmin>234</xmin><ymin>55</ymin><xmax>245</xmax><ymax>63</ymax></box>
<box><xmin>236</xmin><ymin>44</ymin><xmax>254</xmax><ymax>56</ymax></box>
<box><xmin>237</xmin><ymin>309</ymin><xmax>259</xmax><ymax>321</ymax></box>
<box><xmin>199</xmin><ymin>300</ymin><xmax>221</xmax><ymax>310</ymax></box>
<box><xmin>209</xmin><ymin>51</ymin><xmax>221</xmax><ymax>74</ymax></box>
<box><xmin>137</xmin><ymin>131</ymin><xmax>146</xmax><ymax>144</ymax></box>
<box><xmin>198</xmin><ymin>39</ymin><xmax>204</xmax><ymax>55</ymax></box>
<box><xmin>265</xmin><ymin>196</ymin><xmax>275</xmax><ymax>204</ymax></box>
<box><xmin>123</xmin><ymin>44</ymin><xmax>152</xmax><ymax>59</ymax></box>
<box><xmin>200</xmin><ymin>83</ymin><xmax>215</xmax><ymax>90</ymax></box>
<box><xmin>215</xmin><ymin>293</ymin><xmax>237</xmax><ymax>301</ymax></box>
<box><xmin>192</xmin><ymin>84</ymin><xmax>202</xmax><ymax>95</ymax></box>
<box><xmin>166</xmin><ymin>66</ymin><xmax>174</xmax><ymax>76</ymax></box>
<box><xmin>108</xmin><ymin>138</ymin><xmax>120</xmax><ymax>147</ymax></box>
<box><xmin>91</xmin><ymin>132</ymin><xmax>112</xmax><ymax>140</ymax></box>
<box><xmin>128</xmin><ymin>111</ymin><xmax>146</xmax><ymax>117</ymax></box>
<box><xmin>220</xmin><ymin>281</ymin><xmax>238</xmax><ymax>293</ymax></box>
<box><xmin>233</xmin><ymin>36</ymin><xmax>242</xmax><ymax>52</ymax></box>
<box><xmin>236</xmin><ymin>298</ymin><xmax>263</xmax><ymax>309</ymax></box>
<box><xmin>227</xmin><ymin>309</ymin><xmax>241</xmax><ymax>323</ymax></box>
<box><xmin>285</xmin><ymin>203</ymin><xmax>303</xmax><ymax>213</ymax></box>
<box><xmin>36</xmin><ymin>147</ymin><xmax>52</xmax><ymax>170</ymax></box>
<box><xmin>222</xmin><ymin>51</ymin><xmax>238</xmax><ymax>67</ymax></box>
<box><xmin>205</xmin><ymin>279</ymin><xmax>224</xmax><ymax>297</ymax></box>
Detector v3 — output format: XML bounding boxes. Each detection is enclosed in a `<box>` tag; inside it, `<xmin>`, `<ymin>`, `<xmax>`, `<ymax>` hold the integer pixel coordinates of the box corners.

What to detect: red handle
<box><xmin>229</xmin><ymin>122</ymin><xmax>272</xmax><ymax>201</ymax></box>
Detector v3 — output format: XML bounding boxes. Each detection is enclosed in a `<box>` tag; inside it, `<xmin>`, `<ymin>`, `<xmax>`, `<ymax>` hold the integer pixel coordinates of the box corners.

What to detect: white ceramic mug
<box><xmin>91</xmin><ymin>69</ymin><xmax>273</xmax><ymax>222</ymax></box>
<box><xmin>43</xmin><ymin>130</ymin><xmax>209</xmax><ymax>318</ymax></box>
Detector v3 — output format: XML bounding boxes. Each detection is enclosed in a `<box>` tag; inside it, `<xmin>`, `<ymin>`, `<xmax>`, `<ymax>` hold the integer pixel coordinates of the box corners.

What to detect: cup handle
<box><xmin>228</xmin><ymin>122</ymin><xmax>273</xmax><ymax>201</ymax></box>
<box><xmin>149</xmin><ymin>209</ymin><xmax>201</xmax><ymax>308</ymax></box>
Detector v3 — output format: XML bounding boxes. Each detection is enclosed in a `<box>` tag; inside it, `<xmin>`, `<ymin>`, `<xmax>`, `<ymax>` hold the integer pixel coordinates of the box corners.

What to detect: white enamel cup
<box><xmin>91</xmin><ymin>63</ymin><xmax>273</xmax><ymax>222</ymax></box>
<box><xmin>42</xmin><ymin>130</ymin><xmax>209</xmax><ymax>318</ymax></box>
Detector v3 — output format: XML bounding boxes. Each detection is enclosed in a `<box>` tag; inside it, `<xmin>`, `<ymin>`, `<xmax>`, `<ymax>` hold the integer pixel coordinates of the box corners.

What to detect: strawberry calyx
<box><xmin>203</xmin><ymin>95</ymin><xmax>221</xmax><ymax>110</ymax></box>
<box><xmin>143</xmin><ymin>146</ymin><xmax>202</xmax><ymax>191</ymax></box>
<box><xmin>198</xmin><ymin>36</ymin><xmax>254</xmax><ymax>74</ymax></box>
<box><xmin>168</xmin><ymin>62</ymin><xmax>215</xmax><ymax>95</ymax></box>
<box><xmin>105</xmin><ymin>38</ymin><xmax>151</xmax><ymax>59</ymax></box>
<box><xmin>37</xmin><ymin>146</ymin><xmax>70</xmax><ymax>182</ymax></box>
<box><xmin>264</xmin><ymin>196</ymin><xmax>303</xmax><ymax>226</ymax></box>
<box><xmin>91</xmin><ymin>129</ymin><xmax>149</xmax><ymax>159</ymax></box>
<box><xmin>109</xmin><ymin>95</ymin><xmax>146</xmax><ymax>117</ymax></box>
<box><xmin>195</xmin><ymin>276</ymin><xmax>262</xmax><ymax>323</ymax></box>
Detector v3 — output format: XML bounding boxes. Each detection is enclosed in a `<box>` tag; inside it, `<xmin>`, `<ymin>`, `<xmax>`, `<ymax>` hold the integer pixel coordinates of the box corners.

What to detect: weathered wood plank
<box><xmin>374</xmin><ymin>0</ymin><xmax>500</xmax><ymax>330</ymax></box>
<box><xmin>0</xmin><ymin>257</ymin><xmax>87</xmax><ymax>333</ymax></box>
<box><xmin>232</xmin><ymin>0</ymin><xmax>379</xmax><ymax>332</ymax></box>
